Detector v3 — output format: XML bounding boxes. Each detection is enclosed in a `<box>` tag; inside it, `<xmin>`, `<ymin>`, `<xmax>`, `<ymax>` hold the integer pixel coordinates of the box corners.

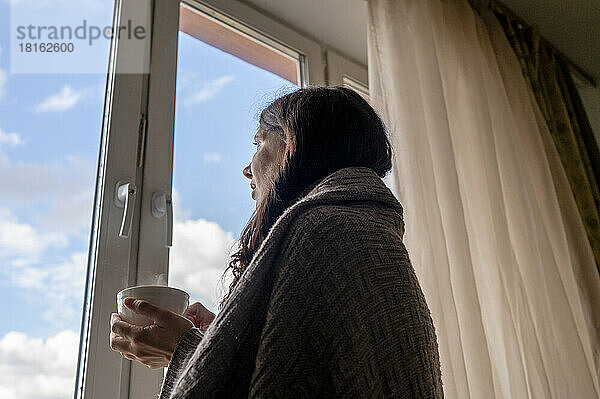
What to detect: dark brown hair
<box><xmin>218</xmin><ymin>86</ymin><xmax>392</xmax><ymax>310</ymax></box>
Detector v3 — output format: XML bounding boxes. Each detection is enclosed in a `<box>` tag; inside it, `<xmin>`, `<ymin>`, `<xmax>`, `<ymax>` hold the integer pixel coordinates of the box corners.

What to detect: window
<box><xmin>326</xmin><ymin>48</ymin><xmax>368</xmax><ymax>92</ymax></box>
<box><xmin>74</xmin><ymin>0</ymin><xmax>324</xmax><ymax>398</ymax></box>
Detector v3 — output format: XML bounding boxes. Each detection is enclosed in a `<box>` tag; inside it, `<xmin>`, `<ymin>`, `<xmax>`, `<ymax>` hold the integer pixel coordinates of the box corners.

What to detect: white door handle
<box><xmin>115</xmin><ymin>181</ymin><xmax>137</xmax><ymax>238</ymax></box>
<box><xmin>151</xmin><ymin>192</ymin><xmax>173</xmax><ymax>247</ymax></box>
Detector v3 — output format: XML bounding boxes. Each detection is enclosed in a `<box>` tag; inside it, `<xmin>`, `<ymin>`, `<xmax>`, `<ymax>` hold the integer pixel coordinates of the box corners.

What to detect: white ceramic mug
<box><xmin>116</xmin><ymin>285</ymin><xmax>190</xmax><ymax>326</ymax></box>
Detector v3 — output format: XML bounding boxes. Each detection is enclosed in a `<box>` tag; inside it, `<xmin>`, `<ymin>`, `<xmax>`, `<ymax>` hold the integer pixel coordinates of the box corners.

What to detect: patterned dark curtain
<box><xmin>491</xmin><ymin>8</ymin><xmax>600</xmax><ymax>275</ymax></box>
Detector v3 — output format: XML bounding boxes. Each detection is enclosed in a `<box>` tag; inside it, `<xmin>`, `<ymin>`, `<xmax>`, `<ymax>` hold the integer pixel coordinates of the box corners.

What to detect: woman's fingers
<box><xmin>109</xmin><ymin>307</ymin><xmax>192</xmax><ymax>368</ymax></box>
<box><xmin>111</xmin><ymin>313</ymin><xmax>135</xmax><ymax>337</ymax></box>
<box><xmin>111</xmin><ymin>332</ymin><xmax>159</xmax><ymax>359</ymax></box>
<box><xmin>112</xmin><ymin>338</ymin><xmax>163</xmax><ymax>368</ymax></box>
<box><xmin>111</xmin><ymin>318</ymin><xmax>138</xmax><ymax>340</ymax></box>
<box><xmin>110</xmin><ymin>332</ymin><xmax>132</xmax><ymax>353</ymax></box>
<box><xmin>109</xmin><ymin>312</ymin><xmax>171</xmax><ymax>369</ymax></box>
<box><xmin>124</xmin><ymin>298</ymin><xmax>171</xmax><ymax>323</ymax></box>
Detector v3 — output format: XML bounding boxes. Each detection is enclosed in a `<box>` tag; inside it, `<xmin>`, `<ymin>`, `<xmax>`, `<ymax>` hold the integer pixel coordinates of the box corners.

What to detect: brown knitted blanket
<box><xmin>159</xmin><ymin>166</ymin><xmax>443</xmax><ymax>398</ymax></box>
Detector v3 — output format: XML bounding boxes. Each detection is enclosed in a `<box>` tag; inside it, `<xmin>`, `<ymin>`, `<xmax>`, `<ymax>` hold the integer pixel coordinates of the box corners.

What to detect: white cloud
<box><xmin>0</xmin><ymin>209</ymin><xmax>87</xmax><ymax>328</ymax></box>
<box><xmin>36</xmin><ymin>86</ymin><xmax>82</xmax><ymax>112</ymax></box>
<box><xmin>0</xmin><ymin>128</ymin><xmax>23</xmax><ymax>147</ymax></box>
<box><xmin>183</xmin><ymin>75</ymin><xmax>234</xmax><ymax>106</ymax></box>
<box><xmin>171</xmin><ymin>187</ymin><xmax>191</xmax><ymax>222</ymax></box>
<box><xmin>168</xmin><ymin>218</ymin><xmax>236</xmax><ymax>312</ymax></box>
<box><xmin>0</xmin><ymin>150</ymin><xmax>94</xmax><ymax>266</ymax></box>
<box><xmin>34</xmin><ymin>82</ymin><xmax>105</xmax><ymax>113</ymax></box>
<box><xmin>40</xmin><ymin>188</ymin><xmax>94</xmax><ymax>236</ymax></box>
<box><xmin>0</xmin><ymin>209</ymin><xmax>68</xmax><ymax>267</ymax></box>
<box><xmin>38</xmin><ymin>252</ymin><xmax>88</xmax><ymax>325</ymax></box>
<box><xmin>0</xmin><ymin>153</ymin><xmax>95</xmax><ymax>205</ymax></box>
<box><xmin>0</xmin><ymin>329</ymin><xmax>79</xmax><ymax>399</ymax></box>
<box><xmin>3</xmin><ymin>250</ymin><xmax>87</xmax><ymax>327</ymax></box>
<box><xmin>203</xmin><ymin>152</ymin><xmax>222</xmax><ymax>164</ymax></box>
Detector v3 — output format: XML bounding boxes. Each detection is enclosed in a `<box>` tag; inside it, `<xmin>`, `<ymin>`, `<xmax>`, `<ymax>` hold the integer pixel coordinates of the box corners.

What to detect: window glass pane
<box><xmin>0</xmin><ymin>1</ymin><xmax>112</xmax><ymax>398</ymax></box>
<box><xmin>169</xmin><ymin>4</ymin><xmax>298</xmax><ymax>316</ymax></box>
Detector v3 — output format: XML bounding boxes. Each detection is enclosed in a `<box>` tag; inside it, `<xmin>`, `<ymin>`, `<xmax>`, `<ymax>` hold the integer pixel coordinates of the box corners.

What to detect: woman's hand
<box><xmin>184</xmin><ymin>302</ymin><xmax>216</xmax><ymax>332</ymax></box>
<box><xmin>110</xmin><ymin>297</ymin><xmax>194</xmax><ymax>369</ymax></box>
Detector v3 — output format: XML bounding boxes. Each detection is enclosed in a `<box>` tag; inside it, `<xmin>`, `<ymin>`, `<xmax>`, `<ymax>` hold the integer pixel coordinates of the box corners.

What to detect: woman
<box><xmin>110</xmin><ymin>86</ymin><xmax>444</xmax><ymax>398</ymax></box>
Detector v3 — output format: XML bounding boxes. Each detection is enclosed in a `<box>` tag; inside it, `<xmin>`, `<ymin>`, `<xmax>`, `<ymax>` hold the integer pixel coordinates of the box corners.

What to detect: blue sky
<box><xmin>0</xmin><ymin>1</ymin><xmax>296</xmax><ymax>397</ymax></box>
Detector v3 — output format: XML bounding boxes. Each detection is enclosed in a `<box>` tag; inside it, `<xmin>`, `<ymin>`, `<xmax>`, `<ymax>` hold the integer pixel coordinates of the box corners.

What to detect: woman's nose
<box><xmin>243</xmin><ymin>164</ymin><xmax>252</xmax><ymax>179</ymax></box>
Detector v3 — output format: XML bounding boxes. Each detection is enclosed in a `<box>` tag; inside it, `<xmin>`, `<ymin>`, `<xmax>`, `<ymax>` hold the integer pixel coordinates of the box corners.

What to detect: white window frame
<box><xmin>74</xmin><ymin>0</ymin><xmax>158</xmax><ymax>396</ymax></box>
<box><xmin>193</xmin><ymin>0</ymin><xmax>324</xmax><ymax>87</ymax></box>
<box><xmin>326</xmin><ymin>47</ymin><xmax>368</xmax><ymax>91</ymax></box>
<box><xmin>76</xmin><ymin>0</ymin><xmax>324</xmax><ymax>398</ymax></box>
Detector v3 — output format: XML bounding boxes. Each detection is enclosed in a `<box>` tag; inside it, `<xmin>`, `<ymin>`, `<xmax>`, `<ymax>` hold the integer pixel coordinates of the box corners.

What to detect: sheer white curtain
<box><xmin>367</xmin><ymin>0</ymin><xmax>600</xmax><ymax>397</ymax></box>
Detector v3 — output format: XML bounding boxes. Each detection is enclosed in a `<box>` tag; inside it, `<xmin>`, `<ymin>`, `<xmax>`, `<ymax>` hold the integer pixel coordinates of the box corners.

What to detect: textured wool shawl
<box><xmin>159</xmin><ymin>166</ymin><xmax>444</xmax><ymax>398</ymax></box>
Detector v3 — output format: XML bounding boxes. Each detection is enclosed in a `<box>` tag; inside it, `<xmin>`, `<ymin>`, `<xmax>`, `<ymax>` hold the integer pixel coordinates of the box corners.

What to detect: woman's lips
<box><xmin>251</xmin><ymin>189</ymin><xmax>255</xmax><ymax>200</ymax></box>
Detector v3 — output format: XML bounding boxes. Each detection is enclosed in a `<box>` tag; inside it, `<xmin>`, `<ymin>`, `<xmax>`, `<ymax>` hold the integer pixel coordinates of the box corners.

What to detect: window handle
<box><xmin>151</xmin><ymin>192</ymin><xmax>173</xmax><ymax>247</ymax></box>
<box><xmin>114</xmin><ymin>181</ymin><xmax>137</xmax><ymax>238</ymax></box>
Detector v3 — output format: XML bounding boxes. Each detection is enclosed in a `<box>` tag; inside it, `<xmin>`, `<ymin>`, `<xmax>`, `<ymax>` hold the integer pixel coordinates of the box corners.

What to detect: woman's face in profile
<box><xmin>242</xmin><ymin>128</ymin><xmax>286</xmax><ymax>203</ymax></box>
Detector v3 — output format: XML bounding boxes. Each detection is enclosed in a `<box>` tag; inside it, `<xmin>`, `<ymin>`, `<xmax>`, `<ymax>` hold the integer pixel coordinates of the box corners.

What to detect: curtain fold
<box><xmin>493</xmin><ymin>12</ymin><xmax>600</xmax><ymax>273</ymax></box>
<box><xmin>367</xmin><ymin>0</ymin><xmax>600</xmax><ymax>397</ymax></box>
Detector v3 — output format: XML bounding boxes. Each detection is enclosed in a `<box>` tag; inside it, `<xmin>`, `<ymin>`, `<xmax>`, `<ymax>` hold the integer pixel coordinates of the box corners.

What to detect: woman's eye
<box><xmin>252</xmin><ymin>142</ymin><xmax>259</xmax><ymax>147</ymax></box>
